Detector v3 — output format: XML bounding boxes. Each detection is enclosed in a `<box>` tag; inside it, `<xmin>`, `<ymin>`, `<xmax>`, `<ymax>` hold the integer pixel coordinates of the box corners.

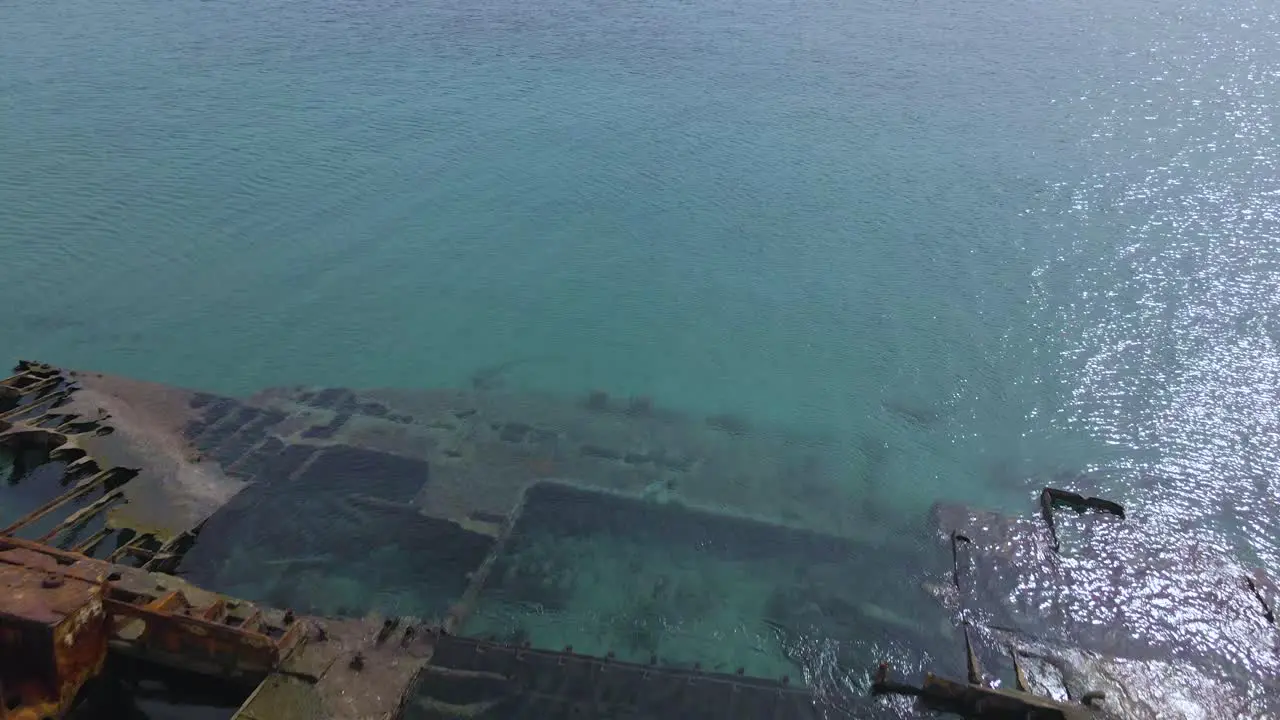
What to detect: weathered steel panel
<box><xmin>0</xmin><ymin>547</ymin><xmax>109</xmax><ymax>720</ymax></box>
<box><xmin>5</xmin><ymin>360</ymin><xmax>1279</xmax><ymax>718</ymax></box>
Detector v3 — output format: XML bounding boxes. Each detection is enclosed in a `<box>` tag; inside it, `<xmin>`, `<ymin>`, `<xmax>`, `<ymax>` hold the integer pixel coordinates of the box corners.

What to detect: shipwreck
<box><xmin>0</xmin><ymin>360</ymin><xmax>1276</xmax><ymax>719</ymax></box>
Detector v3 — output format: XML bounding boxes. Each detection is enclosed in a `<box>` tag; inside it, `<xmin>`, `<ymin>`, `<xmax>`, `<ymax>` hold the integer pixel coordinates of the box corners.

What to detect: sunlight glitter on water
<box><xmin>1039</xmin><ymin>0</ymin><xmax>1280</xmax><ymax>577</ymax></box>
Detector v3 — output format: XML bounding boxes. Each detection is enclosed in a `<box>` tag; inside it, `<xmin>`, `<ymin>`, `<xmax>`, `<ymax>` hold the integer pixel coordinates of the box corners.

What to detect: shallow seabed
<box><xmin>4</xmin><ymin>0</ymin><xmax>1280</xmax><ymax>564</ymax></box>
<box><xmin>3</xmin><ymin>0</ymin><xmax>1280</xmax><ymax>712</ymax></box>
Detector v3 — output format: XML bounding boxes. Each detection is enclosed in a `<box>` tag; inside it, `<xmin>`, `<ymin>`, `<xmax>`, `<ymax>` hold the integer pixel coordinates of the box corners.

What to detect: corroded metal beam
<box><xmin>6</xmin><ymin>358</ymin><xmax>1279</xmax><ymax>719</ymax></box>
<box><xmin>871</xmin><ymin>662</ymin><xmax>1098</xmax><ymax>720</ymax></box>
<box><xmin>0</xmin><ymin>534</ymin><xmax>309</xmax><ymax>718</ymax></box>
<box><xmin>0</xmin><ymin>362</ymin><xmax>444</xmax><ymax>720</ymax></box>
<box><xmin>0</xmin><ymin>545</ymin><xmax>108</xmax><ymax>720</ymax></box>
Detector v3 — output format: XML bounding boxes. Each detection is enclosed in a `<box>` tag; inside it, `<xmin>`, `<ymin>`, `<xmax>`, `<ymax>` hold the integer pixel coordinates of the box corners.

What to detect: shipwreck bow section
<box><xmin>2</xmin><ymin>360</ymin><xmax>1278</xmax><ymax>719</ymax></box>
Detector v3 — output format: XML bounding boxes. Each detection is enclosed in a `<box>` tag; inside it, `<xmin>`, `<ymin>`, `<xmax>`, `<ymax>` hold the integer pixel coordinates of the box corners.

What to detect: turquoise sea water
<box><xmin>2</xmin><ymin>0</ymin><xmax>1279</xmax><ymax>577</ymax></box>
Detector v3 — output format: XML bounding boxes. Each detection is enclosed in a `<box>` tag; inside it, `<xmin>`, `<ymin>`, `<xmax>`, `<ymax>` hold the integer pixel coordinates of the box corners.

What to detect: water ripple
<box><xmin>1041</xmin><ymin>0</ymin><xmax>1280</xmax><ymax>575</ymax></box>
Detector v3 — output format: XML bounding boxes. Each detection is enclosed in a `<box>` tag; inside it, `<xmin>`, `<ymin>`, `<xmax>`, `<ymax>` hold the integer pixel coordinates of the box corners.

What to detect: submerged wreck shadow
<box><xmin>3</xmin><ymin>360</ymin><xmax>1277</xmax><ymax>719</ymax></box>
<box><xmin>457</xmin><ymin>481</ymin><xmax>959</xmax><ymax>680</ymax></box>
<box><xmin>177</xmin><ymin>444</ymin><xmax>493</xmax><ymax>620</ymax></box>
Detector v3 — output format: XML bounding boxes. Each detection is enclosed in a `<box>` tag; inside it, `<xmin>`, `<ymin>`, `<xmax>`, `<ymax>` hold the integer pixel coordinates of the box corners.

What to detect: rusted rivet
<box><xmin>42</xmin><ymin>574</ymin><xmax>64</xmax><ymax>589</ymax></box>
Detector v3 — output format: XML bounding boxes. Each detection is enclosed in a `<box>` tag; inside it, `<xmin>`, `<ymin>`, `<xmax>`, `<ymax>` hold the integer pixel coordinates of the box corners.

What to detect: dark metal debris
<box><xmin>4</xmin><ymin>361</ymin><xmax>1278</xmax><ymax>719</ymax></box>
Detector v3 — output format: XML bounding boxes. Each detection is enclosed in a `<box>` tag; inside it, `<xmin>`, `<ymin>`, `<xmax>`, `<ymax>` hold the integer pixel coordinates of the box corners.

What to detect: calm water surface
<box><xmin>2</xmin><ymin>0</ymin><xmax>1279</xmax><ymax>577</ymax></box>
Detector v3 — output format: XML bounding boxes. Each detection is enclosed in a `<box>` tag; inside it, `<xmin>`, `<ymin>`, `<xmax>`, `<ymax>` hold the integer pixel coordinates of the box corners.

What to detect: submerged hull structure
<box><xmin>0</xmin><ymin>360</ymin><xmax>1276</xmax><ymax>719</ymax></box>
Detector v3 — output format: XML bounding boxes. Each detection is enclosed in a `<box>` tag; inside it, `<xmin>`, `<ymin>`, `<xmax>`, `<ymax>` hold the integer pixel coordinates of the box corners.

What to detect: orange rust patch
<box><xmin>0</xmin><ymin>548</ymin><xmax>109</xmax><ymax>719</ymax></box>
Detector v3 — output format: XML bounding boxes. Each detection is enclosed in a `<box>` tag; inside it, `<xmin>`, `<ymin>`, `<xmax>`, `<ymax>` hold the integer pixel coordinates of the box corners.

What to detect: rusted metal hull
<box><xmin>0</xmin><ymin>546</ymin><xmax>108</xmax><ymax>720</ymax></box>
<box><xmin>0</xmin><ymin>533</ymin><xmax>307</xmax><ymax>719</ymax></box>
<box><xmin>2</xmin><ymin>361</ymin><xmax>836</xmax><ymax>720</ymax></box>
<box><xmin>3</xmin><ymin>359</ymin><xmax>1279</xmax><ymax>719</ymax></box>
